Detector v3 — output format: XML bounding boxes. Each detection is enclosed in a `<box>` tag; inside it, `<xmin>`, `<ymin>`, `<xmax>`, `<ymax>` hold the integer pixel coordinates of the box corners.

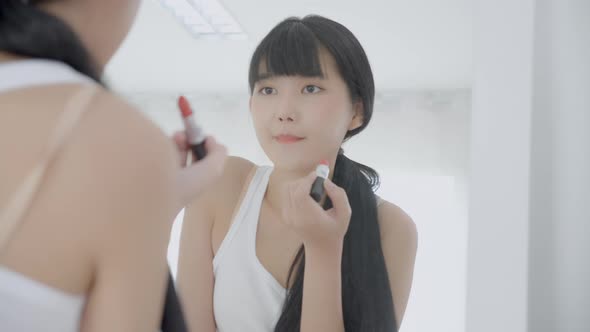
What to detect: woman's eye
<box><xmin>303</xmin><ymin>85</ymin><xmax>322</xmax><ymax>94</ymax></box>
<box><xmin>260</xmin><ymin>87</ymin><xmax>276</xmax><ymax>95</ymax></box>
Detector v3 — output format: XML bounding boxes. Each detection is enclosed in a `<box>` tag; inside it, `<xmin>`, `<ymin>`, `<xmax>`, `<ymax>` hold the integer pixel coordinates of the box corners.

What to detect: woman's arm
<box><xmin>176</xmin><ymin>196</ymin><xmax>217</xmax><ymax>332</ymax></box>
<box><xmin>379</xmin><ymin>202</ymin><xmax>418</xmax><ymax>329</ymax></box>
<box><xmin>300</xmin><ymin>242</ymin><xmax>346</xmax><ymax>332</ymax></box>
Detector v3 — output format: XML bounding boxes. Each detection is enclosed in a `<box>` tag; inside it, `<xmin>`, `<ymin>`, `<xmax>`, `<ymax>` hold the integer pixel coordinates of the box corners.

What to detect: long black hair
<box><xmin>0</xmin><ymin>0</ymin><xmax>101</xmax><ymax>82</ymax></box>
<box><xmin>249</xmin><ymin>15</ymin><xmax>397</xmax><ymax>332</ymax></box>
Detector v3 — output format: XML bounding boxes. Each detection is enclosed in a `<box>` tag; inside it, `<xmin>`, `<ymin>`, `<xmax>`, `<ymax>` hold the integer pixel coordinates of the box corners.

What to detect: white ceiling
<box><xmin>105</xmin><ymin>0</ymin><xmax>473</xmax><ymax>93</ymax></box>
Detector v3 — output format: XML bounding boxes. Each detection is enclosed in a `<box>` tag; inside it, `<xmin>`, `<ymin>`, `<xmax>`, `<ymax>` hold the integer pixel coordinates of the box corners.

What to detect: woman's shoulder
<box><xmin>187</xmin><ymin>155</ymin><xmax>258</xmax><ymax>215</ymax></box>
<box><xmin>224</xmin><ymin>155</ymin><xmax>258</xmax><ymax>177</ymax></box>
<box><xmin>376</xmin><ymin>198</ymin><xmax>418</xmax><ymax>243</ymax></box>
<box><xmin>58</xmin><ymin>86</ymin><xmax>180</xmax><ymax>217</ymax></box>
<box><xmin>1</xmin><ymin>84</ymin><xmax>178</xmax><ymax>207</ymax></box>
<box><xmin>18</xmin><ymin>83</ymin><xmax>174</xmax><ymax>155</ymax></box>
<box><xmin>69</xmin><ymin>87</ymin><xmax>179</xmax><ymax>184</ymax></box>
<box><xmin>0</xmin><ymin>85</ymin><xmax>178</xmax><ymax>276</ymax></box>
<box><xmin>211</xmin><ymin>156</ymin><xmax>259</xmax><ymax>205</ymax></box>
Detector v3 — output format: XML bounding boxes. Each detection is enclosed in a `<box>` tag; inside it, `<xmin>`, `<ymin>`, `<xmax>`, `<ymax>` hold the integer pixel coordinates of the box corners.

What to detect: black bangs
<box><xmin>248</xmin><ymin>18</ymin><xmax>325</xmax><ymax>92</ymax></box>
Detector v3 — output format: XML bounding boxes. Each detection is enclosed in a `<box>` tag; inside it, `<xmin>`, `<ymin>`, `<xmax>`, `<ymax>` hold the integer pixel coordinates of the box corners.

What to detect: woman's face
<box><xmin>250</xmin><ymin>49</ymin><xmax>363</xmax><ymax>171</ymax></box>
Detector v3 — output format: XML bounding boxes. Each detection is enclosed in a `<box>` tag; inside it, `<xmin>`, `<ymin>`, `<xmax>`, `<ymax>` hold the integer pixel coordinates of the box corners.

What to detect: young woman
<box><xmin>0</xmin><ymin>0</ymin><xmax>226</xmax><ymax>330</ymax></box>
<box><xmin>178</xmin><ymin>15</ymin><xmax>418</xmax><ymax>332</ymax></box>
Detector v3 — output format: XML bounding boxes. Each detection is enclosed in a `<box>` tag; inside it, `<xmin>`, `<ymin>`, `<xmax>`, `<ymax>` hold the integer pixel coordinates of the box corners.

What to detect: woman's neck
<box><xmin>0</xmin><ymin>52</ymin><xmax>29</xmax><ymax>64</ymax></box>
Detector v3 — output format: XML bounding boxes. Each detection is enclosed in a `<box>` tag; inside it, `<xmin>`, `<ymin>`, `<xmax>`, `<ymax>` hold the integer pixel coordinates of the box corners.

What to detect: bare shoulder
<box><xmin>189</xmin><ymin>155</ymin><xmax>257</xmax><ymax>213</ymax></box>
<box><xmin>377</xmin><ymin>199</ymin><xmax>418</xmax><ymax>246</ymax></box>
<box><xmin>1</xmin><ymin>84</ymin><xmax>179</xmax><ymax>208</ymax></box>
<box><xmin>81</xmin><ymin>88</ymin><xmax>177</xmax><ymax>163</ymax></box>
<box><xmin>219</xmin><ymin>156</ymin><xmax>258</xmax><ymax>190</ymax></box>
<box><xmin>72</xmin><ymin>88</ymin><xmax>179</xmax><ymax>197</ymax></box>
<box><xmin>55</xmin><ymin>88</ymin><xmax>180</xmax><ymax>244</ymax></box>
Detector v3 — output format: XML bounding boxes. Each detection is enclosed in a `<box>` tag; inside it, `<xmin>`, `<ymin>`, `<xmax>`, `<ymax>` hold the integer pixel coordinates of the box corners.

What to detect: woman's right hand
<box><xmin>173</xmin><ymin>131</ymin><xmax>227</xmax><ymax>207</ymax></box>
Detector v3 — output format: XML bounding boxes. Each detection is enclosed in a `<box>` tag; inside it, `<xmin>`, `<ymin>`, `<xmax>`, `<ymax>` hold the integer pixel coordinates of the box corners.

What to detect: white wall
<box><xmin>106</xmin><ymin>0</ymin><xmax>472</xmax><ymax>93</ymax></box>
<box><xmin>468</xmin><ymin>1</ymin><xmax>590</xmax><ymax>332</ymax></box>
<box><xmin>528</xmin><ymin>1</ymin><xmax>590</xmax><ymax>331</ymax></box>
<box><xmin>467</xmin><ymin>1</ymin><xmax>535</xmax><ymax>332</ymax></box>
<box><xmin>126</xmin><ymin>90</ymin><xmax>471</xmax><ymax>332</ymax></box>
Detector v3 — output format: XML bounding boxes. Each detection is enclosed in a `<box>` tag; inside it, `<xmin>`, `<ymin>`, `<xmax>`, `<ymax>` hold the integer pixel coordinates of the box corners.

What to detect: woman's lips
<box><xmin>274</xmin><ymin>134</ymin><xmax>305</xmax><ymax>144</ymax></box>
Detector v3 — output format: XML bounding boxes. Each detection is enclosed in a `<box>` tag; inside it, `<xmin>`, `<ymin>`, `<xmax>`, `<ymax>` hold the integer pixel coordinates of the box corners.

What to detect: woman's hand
<box><xmin>172</xmin><ymin>131</ymin><xmax>227</xmax><ymax>207</ymax></box>
<box><xmin>281</xmin><ymin>171</ymin><xmax>352</xmax><ymax>252</ymax></box>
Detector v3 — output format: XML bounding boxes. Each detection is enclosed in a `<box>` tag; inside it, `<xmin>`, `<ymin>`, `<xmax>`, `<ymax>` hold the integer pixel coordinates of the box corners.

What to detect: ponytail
<box><xmin>275</xmin><ymin>149</ymin><xmax>397</xmax><ymax>332</ymax></box>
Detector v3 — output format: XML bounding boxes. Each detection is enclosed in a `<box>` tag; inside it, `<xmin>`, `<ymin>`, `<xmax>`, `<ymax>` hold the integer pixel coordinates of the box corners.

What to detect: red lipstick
<box><xmin>178</xmin><ymin>96</ymin><xmax>207</xmax><ymax>160</ymax></box>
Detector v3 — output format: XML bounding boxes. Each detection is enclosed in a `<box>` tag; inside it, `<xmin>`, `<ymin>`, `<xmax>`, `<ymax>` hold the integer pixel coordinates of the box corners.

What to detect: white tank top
<box><xmin>213</xmin><ymin>166</ymin><xmax>287</xmax><ymax>332</ymax></box>
<box><xmin>0</xmin><ymin>59</ymin><xmax>94</xmax><ymax>331</ymax></box>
